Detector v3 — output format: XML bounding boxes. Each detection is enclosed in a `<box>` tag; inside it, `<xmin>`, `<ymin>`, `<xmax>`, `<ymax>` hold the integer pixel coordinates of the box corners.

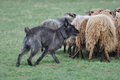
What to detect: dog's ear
<box><xmin>24</xmin><ymin>27</ymin><xmax>30</xmax><ymax>34</ymax></box>
<box><xmin>64</xmin><ymin>18</ymin><xmax>69</xmax><ymax>27</ymax></box>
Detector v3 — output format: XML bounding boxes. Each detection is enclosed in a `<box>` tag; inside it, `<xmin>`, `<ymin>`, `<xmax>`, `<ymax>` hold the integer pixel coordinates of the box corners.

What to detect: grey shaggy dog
<box><xmin>41</xmin><ymin>12</ymin><xmax>76</xmax><ymax>54</ymax></box>
<box><xmin>16</xmin><ymin>19</ymin><xmax>80</xmax><ymax>67</ymax></box>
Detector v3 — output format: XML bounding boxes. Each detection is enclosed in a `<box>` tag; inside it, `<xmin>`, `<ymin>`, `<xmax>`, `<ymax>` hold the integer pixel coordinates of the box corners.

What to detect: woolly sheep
<box><xmin>85</xmin><ymin>14</ymin><xmax>117</xmax><ymax>62</ymax></box>
<box><xmin>114</xmin><ymin>12</ymin><xmax>120</xmax><ymax>59</ymax></box>
<box><xmin>41</xmin><ymin>12</ymin><xmax>76</xmax><ymax>29</ymax></box>
<box><xmin>64</xmin><ymin>36</ymin><xmax>76</xmax><ymax>57</ymax></box>
<box><xmin>71</xmin><ymin>15</ymin><xmax>90</xmax><ymax>58</ymax></box>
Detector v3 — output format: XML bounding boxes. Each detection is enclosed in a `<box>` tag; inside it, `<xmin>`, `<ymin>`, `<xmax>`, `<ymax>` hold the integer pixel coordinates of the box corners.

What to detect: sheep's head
<box><xmin>64</xmin><ymin>12</ymin><xmax>76</xmax><ymax>23</ymax></box>
<box><xmin>86</xmin><ymin>8</ymin><xmax>104</xmax><ymax>16</ymax></box>
<box><xmin>114</xmin><ymin>12</ymin><xmax>120</xmax><ymax>27</ymax></box>
<box><xmin>65</xmin><ymin>12</ymin><xmax>76</xmax><ymax>18</ymax></box>
<box><xmin>114</xmin><ymin>7</ymin><xmax>120</xmax><ymax>13</ymax></box>
<box><xmin>100</xmin><ymin>9</ymin><xmax>116</xmax><ymax>18</ymax></box>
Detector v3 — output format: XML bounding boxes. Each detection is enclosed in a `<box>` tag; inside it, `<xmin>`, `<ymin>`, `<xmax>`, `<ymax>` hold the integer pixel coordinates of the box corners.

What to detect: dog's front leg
<box><xmin>50</xmin><ymin>51</ymin><xmax>60</xmax><ymax>63</ymax></box>
<box><xmin>33</xmin><ymin>50</ymin><xmax>48</xmax><ymax>66</ymax></box>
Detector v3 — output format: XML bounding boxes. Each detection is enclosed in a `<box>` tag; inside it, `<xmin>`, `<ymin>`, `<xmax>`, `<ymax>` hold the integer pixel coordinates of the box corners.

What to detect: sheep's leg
<box><xmin>116</xmin><ymin>46</ymin><xmax>120</xmax><ymax>59</ymax></box>
<box><xmin>72</xmin><ymin>45</ymin><xmax>76</xmax><ymax>56</ymax></box>
<box><xmin>41</xmin><ymin>48</ymin><xmax>44</xmax><ymax>52</ymax></box>
<box><xmin>68</xmin><ymin>46</ymin><xmax>72</xmax><ymax>57</ymax></box>
<box><xmin>88</xmin><ymin>47</ymin><xmax>94</xmax><ymax>62</ymax></box>
<box><xmin>33</xmin><ymin>50</ymin><xmax>48</xmax><ymax>66</ymax></box>
<box><xmin>72</xmin><ymin>51</ymin><xmax>79</xmax><ymax>59</ymax></box>
<box><xmin>104</xmin><ymin>49</ymin><xmax>110</xmax><ymax>62</ymax></box>
<box><xmin>94</xmin><ymin>49</ymin><xmax>99</xmax><ymax>56</ymax></box>
<box><xmin>80</xmin><ymin>50</ymin><xmax>84</xmax><ymax>59</ymax></box>
<box><xmin>72</xmin><ymin>46</ymin><xmax>80</xmax><ymax>59</ymax></box>
<box><xmin>16</xmin><ymin>47</ymin><xmax>30</xmax><ymax>67</ymax></box>
<box><xmin>50</xmin><ymin>51</ymin><xmax>60</xmax><ymax>63</ymax></box>
<box><xmin>100</xmin><ymin>49</ymin><xmax>105</xmax><ymax>62</ymax></box>
<box><xmin>64</xmin><ymin>43</ymin><xmax>67</xmax><ymax>53</ymax></box>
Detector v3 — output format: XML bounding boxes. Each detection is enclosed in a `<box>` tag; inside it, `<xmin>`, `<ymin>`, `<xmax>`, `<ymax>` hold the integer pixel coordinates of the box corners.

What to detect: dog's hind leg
<box><xmin>50</xmin><ymin>51</ymin><xmax>60</xmax><ymax>63</ymax></box>
<box><xmin>33</xmin><ymin>50</ymin><xmax>48</xmax><ymax>66</ymax></box>
<box><xmin>27</xmin><ymin>50</ymin><xmax>39</xmax><ymax>66</ymax></box>
<box><xmin>16</xmin><ymin>47</ymin><xmax>30</xmax><ymax>67</ymax></box>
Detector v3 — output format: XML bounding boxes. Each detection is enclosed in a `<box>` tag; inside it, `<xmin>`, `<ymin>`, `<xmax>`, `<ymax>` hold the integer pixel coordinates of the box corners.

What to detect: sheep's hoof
<box><xmin>100</xmin><ymin>59</ymin><xmax>103</xmax><ymax>62</ymax></box>
<box><xmin>71</xmin><ymin>56</ymin><xmax>75</xmax><ymax>59</ymax></box>
<box><xmin>107</xmin><ymin>60</ymin><xmax>110</xmax><ymax>63</ymax></box>
<box><xmin>81</xmin><ymin>57</ymin><xmax>84</xmax><ymax>59</ymax></box>
<box><xmin>88</xmin><ymin>59</ymin><xmax>91</xmax><ymax>62</ymax></box>
<box><xmin>69</xmin><ymin>55</ymin><xmax>72</xmax><ymax>57</ymax></box>
<box><xmin>115</xmin><ymin>57</ymin><xmax>120</xmax><ymax>60</ymax></box>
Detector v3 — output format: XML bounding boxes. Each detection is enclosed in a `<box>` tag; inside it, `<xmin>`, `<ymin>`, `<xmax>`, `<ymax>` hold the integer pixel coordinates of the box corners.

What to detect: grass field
<box><xmin>0</xmin><ymin>0</ymin><xmax>120</xmax><ymax>80</ymax></box>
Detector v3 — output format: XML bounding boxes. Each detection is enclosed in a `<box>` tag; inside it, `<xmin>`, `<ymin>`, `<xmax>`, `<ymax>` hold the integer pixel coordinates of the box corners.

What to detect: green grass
<box><xmin>0</xmin><ymin>0</ymin><xmax>120</xmax><ymax>80</ymax></box>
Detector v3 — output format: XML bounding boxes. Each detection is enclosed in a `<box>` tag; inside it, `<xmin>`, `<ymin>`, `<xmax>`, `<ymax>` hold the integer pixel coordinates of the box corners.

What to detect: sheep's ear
<box><xmin>64</xmin><ymin>18</ymin><xmax>69</xmax><ymax>27</ymax></box>
<box><xmin>86</xmin><ymin>10</ymin><xmax>91</xmax><ymax>16</ymax></box>
<box><xmin>24</xmin><ymin>27</ymin><xmax>30</xmax><ymax>33</ymax></box>
<box><xmin>114</xmin><ymin>9</ymin><xmax>117</xmax><ymax>13</ymax></box>
<box><xmin>99</xmin><ymin>8</ymin><xmax>104</xmax><ymax>12</ymax></box>
<box><xmin>110</xmin><ymin>11</ymin><xmax>116</xmax><ymax>18</ymax></box>
<box><xmin>73</xmin><ymin>13</ymin><xmax>76</xmax><ymax>18</ymax></box>
<box><xmin>69</xmin><ymin>13</ymin><xmax>76</xmax><ymax>18</ymax></box>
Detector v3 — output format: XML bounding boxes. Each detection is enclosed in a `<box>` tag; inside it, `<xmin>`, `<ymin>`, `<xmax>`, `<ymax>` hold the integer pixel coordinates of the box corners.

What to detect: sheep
<box><xmin>71</xmin><ymin>15</ymin><xmax>90</xmax><ymax>58</ymax></box>
<box><xmin>114</xmin><ymin>7</ymin><xmax>120</xmax><ymax>13</ymax></box>
<box><xmin>114</xmin><ymin>12</ymin><xmax>120</xmax><ymax>59</ymax></box>
<box><xmin>86</xmin><ymin>8</ymin><xmax>104</xmax><ymax>16</ymax></box>
<box><xmin>64</xmin><ymin>36</ymin><xmax>76</xmax><ymax>57</ymax></box>
<box><xmin>85</xmin><ymin>14</ymin><xmax>117</xmax><ymax>62</ymax></box>
<box><xmin>100</xmin><ymin>9</ymin><xmax>116</xmax><ymax>21</ymax></box>
<box><xmin>87</xmin><ymin>9</ymin><xmax>116</xmax><ymax>57</ymax></box>
<box><xmin>65</xmin><ymin>15</ymin><xmax>84</xmax><ymax>57</ymax></box>
<box><xmin>41</xmin><ymin>12</ymin><xmax>76</xmax><ymax>29</ymax></box>
<box><xmin>40</xmin><ymin>19</ymin><xmax>60</xmax><ymax>29</ymax></box>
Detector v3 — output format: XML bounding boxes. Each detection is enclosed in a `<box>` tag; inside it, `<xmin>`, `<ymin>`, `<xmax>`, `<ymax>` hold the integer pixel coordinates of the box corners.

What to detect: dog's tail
<box><xmin>25</xmin><ymin>27</ymin><xmax>30</xmax><ymax>33</ymax></box>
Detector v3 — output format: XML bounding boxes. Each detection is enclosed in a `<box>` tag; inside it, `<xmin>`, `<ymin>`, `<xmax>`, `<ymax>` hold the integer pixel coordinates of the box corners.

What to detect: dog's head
<box><xmin>59</xmin><ymin>18</ymin><xmax>80</xmax><ymax>39</ymax></box>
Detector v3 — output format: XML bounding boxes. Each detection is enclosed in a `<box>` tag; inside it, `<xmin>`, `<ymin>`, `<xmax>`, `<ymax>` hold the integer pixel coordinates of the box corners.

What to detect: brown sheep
<box><xmin>100</xmin><ymin>9</ymin><xmax>116</xmax><ymax>21</ymax></box>
<box><xmin>85</xmin><ymin>14</ymin><xmax>117</xmax><ymax>62</ymax></box>
<box><xmin>63</xmin><ymin>15</ymin><xmax>81</xmax><ymax>56</ymax></box>
<box><xmin>86</xmin><ymin>8</ymin><xmax>104</xmax><ymax>16</ymax></box>
<box><xmin>114</xmin><ymin>7</ymin><xmax>120</xmax><ymax>13</ymax></box>
<box><xmin>114</xmin><ymin>12</ymin><xmax>120</xmax><ymax>59</ymax></box>
<box><xmin>41</xmin><ymin>12</ymin><xmax>76</xmax><ymax>29</ymax></box>
<box><xmin>71</xmin><ymin>15</ymin><xmax>90</xmax><ymax>58</ymax></box>
<box><xmin>64</xmin><ymin>36</ymin><xmax>76</xmax><ymax>57</ymax></box>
